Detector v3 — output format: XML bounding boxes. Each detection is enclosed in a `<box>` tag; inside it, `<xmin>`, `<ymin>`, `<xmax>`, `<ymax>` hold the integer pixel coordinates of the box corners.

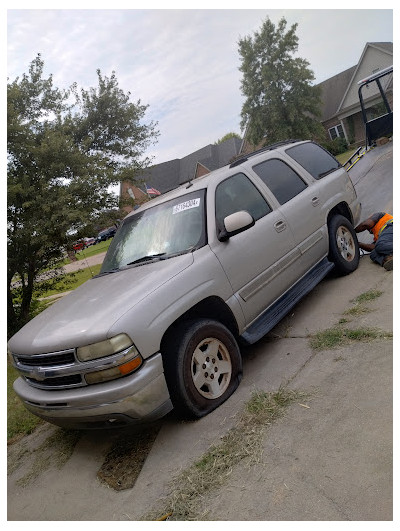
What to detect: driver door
<box><xmin>210</xmin><ymin>172</ymin><xmax>299</xmax><ymax>325</ymax></box>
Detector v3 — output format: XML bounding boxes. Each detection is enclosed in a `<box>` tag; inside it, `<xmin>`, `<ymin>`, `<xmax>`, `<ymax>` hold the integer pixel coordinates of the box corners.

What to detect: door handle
<box><xmin>274</xmin><ymin>220</ymin><xmax>286</xmax><ymax>232</ymax></box>
<box><xmin>312</xmin><ymin>196</ymin><xmax>320</xmax><ymax>206</ymax></box>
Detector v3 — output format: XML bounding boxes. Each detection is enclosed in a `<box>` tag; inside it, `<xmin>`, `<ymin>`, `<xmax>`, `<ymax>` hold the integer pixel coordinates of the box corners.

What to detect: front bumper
<box><xmin>13</xmin><ymin>353</ymin><xmax>173</xmax><ymax>429</ymax></box>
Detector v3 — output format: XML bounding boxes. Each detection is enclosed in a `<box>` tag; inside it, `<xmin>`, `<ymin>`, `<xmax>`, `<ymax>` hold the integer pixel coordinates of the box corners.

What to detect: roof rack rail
<box><xmin>229</xmin><ymin>139</ymin><xmax>301</xmax><ymax>168</ymax></box>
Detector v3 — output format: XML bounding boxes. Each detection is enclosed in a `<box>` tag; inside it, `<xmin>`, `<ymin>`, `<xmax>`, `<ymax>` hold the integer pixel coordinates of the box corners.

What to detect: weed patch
<box><xmin>16</xmin><ymin>429</ymin><xmax>81</xmax><ymax>487</ymax></box>
<box><xmin>144</xmin><ymin>387</ymin><xmax>313</xmax><ymax>521</ymax></box>
<box><xmin>344</xmin><ymin>306</ymin><xmax>372</xmax><ymax>317</ymax></box>
<box><xmin>344</xmin><ymin>289</ymin><xmax>383</xmax><ymax>317</ymax></box>
<box><xmin>309</xmin><ymin>326</ymin><xmax>392</xmax><ymax>351</ymax></box>
<box><xmin>352</xmin><ymin>289</ymin><xmax>383</xmax><ymax>304</ymax></box>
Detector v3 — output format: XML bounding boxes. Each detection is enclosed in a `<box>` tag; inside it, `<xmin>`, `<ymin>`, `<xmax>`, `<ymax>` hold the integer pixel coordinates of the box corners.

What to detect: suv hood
<box><xmin>9</xmin><ymin>254</ymin><xmax>193</xmax><ymax>355</ymax></box>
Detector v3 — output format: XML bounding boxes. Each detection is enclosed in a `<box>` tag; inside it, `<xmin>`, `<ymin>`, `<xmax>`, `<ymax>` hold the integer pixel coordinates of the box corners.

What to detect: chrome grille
<box><xmin>15</xmin><ymin>351</ymin><xmax>76</xmax><ymax>367</ymax></box>
<box><xmin>12</xmin><ymin>348</ymin><xmax>85</xmax><ymax>390</ymax></box>
<box><xmin>11</xmin><ymin>344</ymin><xmax>138</xmax><ymax>391</ymax></box>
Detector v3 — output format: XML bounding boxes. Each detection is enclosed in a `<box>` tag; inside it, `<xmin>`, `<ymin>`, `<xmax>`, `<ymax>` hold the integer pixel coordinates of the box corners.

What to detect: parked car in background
<box><xmin>83</xmin><ymin>237</ymin><xmax>96</xmax><ymax>247</ymax></box>
<box><xmin>97</xmin><ymin>227</ymin><xmax>117</xmax><ymax>243</ymax></box>
<box><xmin>73</xmin><ymin>237</ymin><xmax>96</xmax><ymax>252</ymax></box>
<box><xmin>8</xmin><ymin>140</ymin><xmax>361</xmax><ymax>430</ymax></box>
<box><xmin>72</xmin><ymin>240</ymin><xmax>85</xmax><ymax>253</ymax></box>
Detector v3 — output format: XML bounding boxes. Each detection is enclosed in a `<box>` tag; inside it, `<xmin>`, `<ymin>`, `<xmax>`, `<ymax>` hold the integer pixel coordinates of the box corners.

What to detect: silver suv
<box><xmin>9</xmin><ymin>140</ymin><xmax>361</xmax><ymax>429</ymax></box>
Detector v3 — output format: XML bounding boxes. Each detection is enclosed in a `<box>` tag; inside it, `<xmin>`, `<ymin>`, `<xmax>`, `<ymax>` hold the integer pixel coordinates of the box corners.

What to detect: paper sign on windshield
<box><xmin>173</xmin><ymin>198</ymin><xmax>201</xmax><ymax>214</ymax></box>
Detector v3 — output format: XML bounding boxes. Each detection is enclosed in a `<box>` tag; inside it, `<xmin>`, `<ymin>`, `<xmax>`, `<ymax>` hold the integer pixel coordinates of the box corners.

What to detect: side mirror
<box><xmin>218</xmin><ymin>210</ymin><xmax>255</xmax><ymax>241</ymax></box>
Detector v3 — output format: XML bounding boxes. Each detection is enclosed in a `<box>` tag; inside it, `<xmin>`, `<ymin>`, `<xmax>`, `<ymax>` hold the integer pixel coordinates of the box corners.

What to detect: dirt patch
<box><xmin>97</xmin><ymin>423</ymin><xmax>162</xmax><ymax>491</ymax></box>
<box><xmin>8</xmin><ymin>425</ymin><xmax>82</xmax><ymax>487</ymax></box>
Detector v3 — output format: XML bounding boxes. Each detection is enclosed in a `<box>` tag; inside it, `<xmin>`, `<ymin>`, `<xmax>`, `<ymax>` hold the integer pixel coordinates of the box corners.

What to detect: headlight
<box><xmin>77</xmin><ymin>334</ymin><xmax>143</xmax><ymax>385</ymax></box>
<box><xmin>77</xmin><ymin>334</ymin><xmax>133</xmax><ymax>362</ymax></box>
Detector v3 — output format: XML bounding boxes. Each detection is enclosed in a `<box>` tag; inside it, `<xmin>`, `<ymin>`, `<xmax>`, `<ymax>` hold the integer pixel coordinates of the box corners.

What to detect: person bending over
<box><xmin>355</xmin><ymin>212</ymin><xmax>393</xmax><ymax>271</ymax></box>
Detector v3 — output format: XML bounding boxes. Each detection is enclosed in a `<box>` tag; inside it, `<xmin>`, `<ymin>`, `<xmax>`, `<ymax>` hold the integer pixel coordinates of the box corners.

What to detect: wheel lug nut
<box><xmin>205</xmin><ymin>372</ymin><xmax>208</xmax><ymax>377</ymax></box>
<box><xmin>210</xmin><ymin>374</ymin><xmax>214</xmax><ymax>379</ymax></box>
<box><xmin>202</xmin><ymin>364</ymin><xmax>206</xmax><ymax>369</ymax></box>
<box><xmin>214</xmin><ymin>367</ymin><xmax>218</xmax><ymax>372</ymax></box>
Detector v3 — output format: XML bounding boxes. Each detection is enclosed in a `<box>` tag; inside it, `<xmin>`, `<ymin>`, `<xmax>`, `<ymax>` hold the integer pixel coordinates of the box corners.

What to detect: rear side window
<box><xmin>215</xmin><ymin>173</ymin><xmax>272</xmax><ymax>230</ymax></box>
<box><xmin>285</xmin><ymin>142</ymin><xmax>340</xmax><ymax>180</ymax></box>
<box><xmin>252</xmin><ymin>159</ymin><xmax>308</xmax><ymax>204</ymax></box>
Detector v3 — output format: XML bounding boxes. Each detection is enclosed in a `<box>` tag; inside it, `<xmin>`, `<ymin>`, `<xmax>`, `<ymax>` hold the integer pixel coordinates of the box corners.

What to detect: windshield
<box><xmin>100</xmin><ymin>190</ymin><xmax>207</xmax><ymax>273</ymax></box>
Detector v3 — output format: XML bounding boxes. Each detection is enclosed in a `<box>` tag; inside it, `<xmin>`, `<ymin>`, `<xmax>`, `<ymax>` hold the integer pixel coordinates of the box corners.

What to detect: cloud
<box><xmin>7</xmin><ymin>8</ymin><xmax>393</xmax><ymax>164</ymax></box>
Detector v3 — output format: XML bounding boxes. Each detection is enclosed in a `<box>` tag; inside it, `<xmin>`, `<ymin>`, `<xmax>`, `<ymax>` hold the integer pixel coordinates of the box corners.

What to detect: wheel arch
<box><xmin>161</xmin><ymin>296</ymin><xmax>239</xmax><ymax>353</ymax></box>
<box><xmin>327</xmin><ymin>202</ymin><xmax>354</xmax><ymax>226</ymax></box>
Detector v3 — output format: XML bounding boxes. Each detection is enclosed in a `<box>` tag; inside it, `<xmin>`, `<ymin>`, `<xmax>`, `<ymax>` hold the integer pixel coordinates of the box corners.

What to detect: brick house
<box><xmin>318</xmin><ymin>42</ymin><xmax>393</xmax><ymax>146</ymax></box>
<box><xmin>120</xmin><ymin>42</ymin><xmax>392</xmax><ymax>212</ymax></box>
<box><xmin>240</xmin><ymin>42</ymin><xmax>393</xmax><ymax>154</ymax></box>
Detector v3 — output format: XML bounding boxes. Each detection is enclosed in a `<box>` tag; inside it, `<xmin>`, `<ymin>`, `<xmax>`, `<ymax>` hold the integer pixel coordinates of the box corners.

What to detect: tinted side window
<box><xmin>252</xmin><ymin>159</ymin><xmax>308</xmax><ymax>204</ymax></box>
<box><xmin>215</xmin><ymin>173</ymin><xmax>272</xmax><ymax>230</ymax></box>
<box><xmin>285</xmin><ymin>142</ymin><xmax>340</xmax><ymax>180</ymax></box>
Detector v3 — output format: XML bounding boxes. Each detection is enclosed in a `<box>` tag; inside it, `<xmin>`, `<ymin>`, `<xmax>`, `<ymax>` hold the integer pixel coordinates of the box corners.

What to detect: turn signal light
<box><xmin>84</xmin><ymin>355</ymin><xmax>143</xmax><ymax>385</ymax></box>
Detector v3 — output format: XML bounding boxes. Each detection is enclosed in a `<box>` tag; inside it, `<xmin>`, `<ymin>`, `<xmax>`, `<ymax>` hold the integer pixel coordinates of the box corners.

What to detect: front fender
<box><xmin>108</xmin><ymin>246</ymin><xmax>238</xmax><ymax>358</ymax></box>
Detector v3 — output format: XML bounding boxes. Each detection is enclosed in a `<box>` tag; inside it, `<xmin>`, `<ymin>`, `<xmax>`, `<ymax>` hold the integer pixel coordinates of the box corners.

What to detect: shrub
<box><xmin>321</xmin><ymin>137</ymin><xmax>348</xmax><ymax>156</ymax></box>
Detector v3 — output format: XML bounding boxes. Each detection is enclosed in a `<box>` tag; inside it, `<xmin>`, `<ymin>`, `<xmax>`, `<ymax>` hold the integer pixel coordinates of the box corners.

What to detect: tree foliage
<box><xmin>238</xmin><ymin>17</ymin><xmax>325</xmax><ymax>147</ymax></box>
<box><xmin>7</xmin><ymin>54</ymin><xmax>159</xmax><ymax>334</ymax></box>
<box><xmin>214</xmin><ymin>132</ymin><xmax>241</xmax><ymax>145</ymax></box>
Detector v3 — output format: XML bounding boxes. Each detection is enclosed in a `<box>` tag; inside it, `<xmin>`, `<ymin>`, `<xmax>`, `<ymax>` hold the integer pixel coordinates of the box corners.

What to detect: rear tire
<box><xmin>328</xmin><ymin>214</ymin><xmax>359</xmax><ymax>275</ymax></box>
<box><xmin>163</xmin><ymin>319</ymin><xmax>242</xmax><ymax>419</ymax></box>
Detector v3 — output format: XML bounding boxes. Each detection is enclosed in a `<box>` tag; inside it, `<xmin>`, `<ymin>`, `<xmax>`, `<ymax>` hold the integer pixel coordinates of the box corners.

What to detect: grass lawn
<box><xmin>8</xmin><ymin>362</ymin><xmax>42</xmax><ymax>441</ymax></box>
<box><xmin>9</xmin><ymin>263</ymin><xmax>102</xmax><ymax>442</ymax></box>
<box><xmin>37</xmin><ymin>264</ymin><xmax>102</xmax><ymax>298</ymax></box>
<box><xmin>336</xmin><ymin>148</ymin><xmax>360</xmax><ymax>166</ymax></box>
<box><xmin>55</xmin><ymin>239</ymin><xmax>112</xmax><ymax>268</ymax></box>
<box><xmin>74</xmin><ymin>238</ymin><xmax>112</xmax><ymax>260</ymax></box>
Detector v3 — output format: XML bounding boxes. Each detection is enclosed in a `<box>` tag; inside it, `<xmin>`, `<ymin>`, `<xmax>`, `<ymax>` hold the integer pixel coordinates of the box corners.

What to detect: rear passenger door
<box><xmin>251</xmin><ymin>157</ymin><xmax>327</xmax><ymax>276</ymax></box>
<box><xmin>210</xmin><ymin>172</ymin><xmax>300</xmax><ymax>325</ymax></box>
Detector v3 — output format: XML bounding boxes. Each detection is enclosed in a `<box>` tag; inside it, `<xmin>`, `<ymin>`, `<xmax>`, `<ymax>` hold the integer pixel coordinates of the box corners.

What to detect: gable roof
<box><xmin>318</xmin><ymin>65</ymin><xmax>357</xmax><ymax>121</ymax></box>
<box><xmin>337</xmin><ymin>42</ymin><xmax>393</xmax><ymax>114</ymax></box>
<box><xmin>139</xmin><ymin>136</ymin><xmax>242</xmax><ymax>194</ymax></box>
<box><xmin>317</xmin><ymin>42</ymin><xmax>393</xmax><ymax>122</ymax></box>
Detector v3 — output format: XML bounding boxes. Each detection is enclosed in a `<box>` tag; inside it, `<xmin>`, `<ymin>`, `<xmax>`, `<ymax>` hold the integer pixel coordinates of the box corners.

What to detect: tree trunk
<box><xmin>7</xmin><ymin>279</ymin><xmax>18</xmax><ymax>338</ymax></box>
<box><xmin>19</xmin><ymin>260</ymin><xmax>36</xmax><ymax>325</ymax></box>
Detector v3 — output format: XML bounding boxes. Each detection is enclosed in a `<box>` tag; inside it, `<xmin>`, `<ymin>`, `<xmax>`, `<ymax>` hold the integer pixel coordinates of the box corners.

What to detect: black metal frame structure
<box><xmin>358</xmin><ymin>65</ymin><xmax>393</xmax><ymax>148</ymax></box>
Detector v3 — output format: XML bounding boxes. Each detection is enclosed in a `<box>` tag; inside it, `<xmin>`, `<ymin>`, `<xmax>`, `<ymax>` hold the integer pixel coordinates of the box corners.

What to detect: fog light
<box><xmin>84</xmin><ymin>355</ymin><xmax>143</xmax><ymax>385</ymax></box>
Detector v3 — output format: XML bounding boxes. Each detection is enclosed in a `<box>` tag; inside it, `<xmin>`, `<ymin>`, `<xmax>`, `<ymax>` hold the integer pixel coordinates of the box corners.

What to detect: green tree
<box><xmin>238</xmin><ymin>17</ymin><xmax>324</xmax><ymax>147</ymax></box>
<box><xmin>214</xmin><ymin>132</ymin><xmax>241</xmax><ymax>144</ymax></box>
<box><xmin>7</xmin><ymin>55</ymin><xmax>158</xmax><ymax>335</ymax></box>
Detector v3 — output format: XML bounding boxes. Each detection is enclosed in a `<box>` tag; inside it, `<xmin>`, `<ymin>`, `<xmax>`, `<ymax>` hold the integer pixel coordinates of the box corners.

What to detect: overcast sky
<box><xmin>7</xmin><ymin>6</ymin><xmax>394</xmax><ymax>166</ymax></box>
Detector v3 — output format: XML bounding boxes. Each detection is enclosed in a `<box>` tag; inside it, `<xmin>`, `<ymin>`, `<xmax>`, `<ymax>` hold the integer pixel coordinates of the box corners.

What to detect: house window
<box><xmin>328</xmin><ymin>124</ymin><xmax>345</xmax><ymax>140</ymax></box>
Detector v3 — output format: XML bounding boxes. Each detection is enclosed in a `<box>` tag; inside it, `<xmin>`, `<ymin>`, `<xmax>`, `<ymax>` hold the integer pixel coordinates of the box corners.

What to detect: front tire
<box><xmin>163</xmin><ymin>319</ymin><xmax>242</xmax><ymax>419</ymax></box>
<box><xmin>328</xmin><ymin>214</ymin><xmax>359</xmax><ymax>275</ymax></box>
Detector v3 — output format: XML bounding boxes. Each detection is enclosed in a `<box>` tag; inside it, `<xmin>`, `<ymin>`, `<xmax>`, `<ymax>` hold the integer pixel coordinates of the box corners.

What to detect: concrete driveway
<box><xmin>7</xmin><ymin>142</ymin><xmax>393</xmax><ymax>521</ymax></box>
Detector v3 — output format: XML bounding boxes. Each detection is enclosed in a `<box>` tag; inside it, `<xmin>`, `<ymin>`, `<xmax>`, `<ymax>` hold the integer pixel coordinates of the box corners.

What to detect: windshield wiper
<box><xmin>127</xmin><ymin>253</ymin><xmax>167</xmax><ymax>266</ymax></box>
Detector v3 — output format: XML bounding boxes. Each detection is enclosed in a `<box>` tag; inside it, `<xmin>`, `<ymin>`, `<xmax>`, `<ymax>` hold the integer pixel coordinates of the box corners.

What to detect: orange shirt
<box><xmin>372</xmin><ymin>213</ymin><xmax>393</xmax><ymax>241</ymax></box>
